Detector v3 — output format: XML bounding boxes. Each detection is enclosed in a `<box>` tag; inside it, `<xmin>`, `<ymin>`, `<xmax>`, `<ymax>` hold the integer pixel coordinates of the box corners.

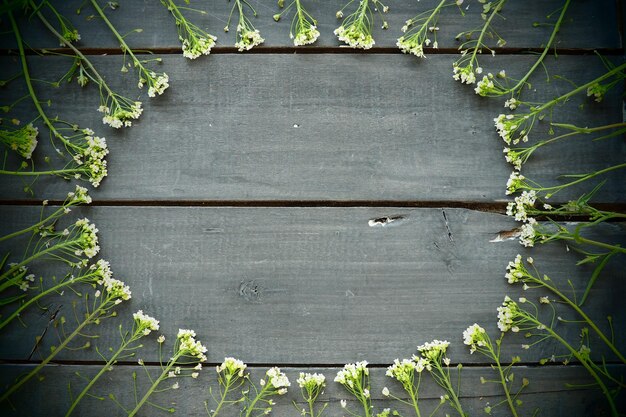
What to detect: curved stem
<box><xmin>532</xmin><ymin>278</ymin><xmax>626</xmax><ymax>364</ymax></box>
<box><xmin>0</xmin><ymin>240</ymin><xmax>77</xmax><ymax>287</ymax></box>
<box><xmin>544</xmin><ymin>326</ymin><xmax>618</xmax><ymax>416</ymax></box>
<box><xmin>0</xmin><ymin>168</ymin><xmax>82</xmax><ymax>177</ymax></box>
<box><xmin>66</xmin><ymin>331</ymin><xmax>141</xmax><ymax>416</ymax></box>
<box><xmin>6</xmin><ymin>1</ymin><xmax>62</xmax><ymax>140</ymax></box>
<box><xmin>127</xmin><ymin>351</ymin><xmax>183</xmax><ymax>417</ymax></box>
<box><xmin>540</xmin><ymin>163</ymin><xmax>626</xmax><ymax>196</ymax></box>
<box><xmin>469</xmin><ymin>0</ymin><xmax>506</xmax><ymax>64</ymax></box>
<box><xmin>0</xmin><ymin>206</ymin><xmax>64</xmax><ymax>243</ymax></box>
<box><xmin>210</xmin><ymin>379</ymin><xmax>233</xmax><ymax>417</ymax></box>
<box><xmin>507</xmin><ymin>0</ymin><xmax>571</xmax><ymax>95</ymax></box>
<box><xmin>0</xmin><ymin>307</ymin><xmax>101</xmax><ymax>403</ymax></box>
<box><xmin>0</xmin><ymin>271</ymin><xmax>96</xmax><ymax>330</ymax></box>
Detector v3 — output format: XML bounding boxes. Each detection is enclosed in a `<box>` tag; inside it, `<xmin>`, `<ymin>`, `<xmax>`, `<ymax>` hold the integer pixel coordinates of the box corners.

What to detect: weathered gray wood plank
<box><xmin>1</xmin><ymin>54</ymin><xmax>624</xmax><ymax>202</ymax></box>
<box><xmin>0</xmin><ymin>364</ymin><xmax>623</xmax><ymax>416</ymax></box>
<box><xmin>1</xmin><ymin>0</ymin><xmax>620</xmax><ymax>50</ymax></box>
<box><xmin>1</xmin><ymin>207</ymin><xmax>624</xmax><ymax>364</ymax></box>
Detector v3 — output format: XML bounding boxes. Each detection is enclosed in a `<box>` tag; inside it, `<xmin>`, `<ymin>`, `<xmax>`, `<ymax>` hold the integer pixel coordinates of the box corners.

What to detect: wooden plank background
<box><xmin>0</xmin><ymin>0</ymin><xmax>624</xmax><ymax>416</ymax></box>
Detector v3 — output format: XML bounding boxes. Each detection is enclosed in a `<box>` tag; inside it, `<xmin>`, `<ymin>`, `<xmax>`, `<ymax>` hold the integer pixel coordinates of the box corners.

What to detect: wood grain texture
<box><xmin>1</xmin><ymin>207</ymin><xmax>624</xmax><ymax>364</ymax></box>
<box><xmin>1</xmin><ymin>54</ymin><xmax>624</xmax><ymax>202</ymax></box>
<box><xmin>0</xmin><ymin>0</ymin><xmax>620</xmax><ymax>50</ymax></box>
<box><xmin>0</xmin><ymin>364</ymin><xmax>623</xmax><ymax>417</ymax></box>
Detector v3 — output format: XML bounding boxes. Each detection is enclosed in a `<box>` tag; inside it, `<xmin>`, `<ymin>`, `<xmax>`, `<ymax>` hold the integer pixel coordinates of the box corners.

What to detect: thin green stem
<box><xmin>89</xmin><ymin>0</ymin><xmax>143</xmax><ymax>71</ymax></box>
<box><xmin>485</xmin><ymin>342</ymin><xmax>518</xmax><ymax>417</ymax></box>
<box><xmin>244</xmin><ymin>384</ymin><xmax>269</xmax><ymax>417</ymax></box>
<box><xmin>0</xmin><ymin>306</ymin><xmax>101</xmax><ymax>403</ymax></box>
<box><xmin>0</xmin><ymin>206</ymin><xmax>64</xmax><ymax>243</ymax></box>
<box><xmin>432</xmin><ymin>362</ymin><xmax>465</xmax><ymax>416</ymax></box>
<box><xmin>0</xmin><ymin>272</ymin><xmax>96</xmax><ymax>330</ymax></box>
<box><xmin>507</xmin><ymin>0</ymin><xmax>571</xmax><ymax>95</ymax></box>
<box><xmin>0</xmin><ymin>240</ymin><xmax>77</xmax><ymax>288</ymax></box>
<box><xmin>0</xmin><ymin>168</ymin><xmax>83</xmax><ymax>177</ymax></box>
<box><xmin>531</xmin><ymin>277</ymin><xmax>626</xmax><ymax>363</ymax></box>
<box><xmin>543</xmin><ymin>325</ymin><xmax>618</xmax><ymax>416</ymax></box>
<box><xmin>536</xmin><ymin>62</ymin><xmax>626</xmax><ymax>114</ymax></box>
<box><xmin>561</xmin><ymin>235</ymin><xmax>625</xmax><ymax>254</ymax></box>
<box><xmin>540</xmin><ymin>163</ymin><xmax>626</xmax><ymax>196</ymax></box>
<box><xmin>127</xmin><ymin>351</ymin><xmax>183</xmax><ymax>417</ymax></box>
<box><xmin>210</xmin><ymin>379</ymin><xmax>233</xmax><ymax>417</ymax></box>
<box><xmin>469</xmin><ymin>0</ymin><xmax>506</xmax><ymax>64</ymax></box>
<box><xmin>65</xmin><ymin>331</ymin><xmax>141</xmax><ymax>417</ymax></box>
<box><xmin>6</xmin><ymin>2</ymin><xmax>62</xmax><ymax>140</ymax></box>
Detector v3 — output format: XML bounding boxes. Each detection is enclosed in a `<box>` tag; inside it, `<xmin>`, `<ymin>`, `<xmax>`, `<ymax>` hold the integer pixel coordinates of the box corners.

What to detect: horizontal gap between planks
<box><xmin>0</xmin><ymin>358</ymin><xmax>622</xmax><ymax>369</ymax></box>
<box><xmin>2</xmin><ymin>200</ymin><xmax>626</xmax><ymax>219</ymax></box>
<box><xmin>0</xmin><ymin>46</ymin><xmax>624</xmax><ymax>56</ymax></box>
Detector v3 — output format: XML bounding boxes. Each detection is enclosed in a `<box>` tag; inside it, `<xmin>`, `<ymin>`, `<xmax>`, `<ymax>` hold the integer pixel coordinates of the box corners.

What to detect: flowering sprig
<box><xmin>453</xmin><ymin>0</ymin><xmax>507</xmax><ymax>85</ymax></box>
<box><xmin>273</xmin><ymin>0</ymin><xmax>320</xmax><ymax>46</ymax></box>
<box><xmin>65</xmin><ymin>311</ymin><xmax>160</xmax><ymax>416</ymax></box>
<box><xmin>496</xmin><ymin>296</ymin><xmax>620</xmax><ymax>416</ymax></box>
<box><xmin>0</xmin><ymin>123</ymin><xmax>38</xmax><ymax>159</ymax></box>
<box><xmin>31</xmin><ymin>2</ymin><xmax>145</xmax><ymax>129</ymax></box>
<box><xmin>503</xmin><ymin>121</ymin><xmax>626</xmax><ymax>170</ymax></box>
<box><xmin>161</xmin><ymin>0</ymin><xmax>217</xmax><ymax>59</ymax></box>
<box><xmin>462</xmin><ymin>324</ymin><xmax>527</xmax><ymax>416</ymax></box>
<box><xmin>226</xmin><ymin>0</ymin><xmax>265</xmax><ymax>52</ymax></box>
<box><xmin>382</xmin><ymin>358</ymin><xmax>442</xmax><ymax>417</ymax></box>
<box><xmin>0</xmin><ymin>258</ymin><xmax>110</xmax><ymax>330</ymax></box>
<box><xmin>335</xmin><ymin>361</ymin><xmax>373</xmax><ymax>417</ymax></box>
<box><xmin>494</xmin><ymin>61</ymin><xmax>626</xmax><ymax>145</ymax></box>
<box><xmin>0</xmin><ymin>270</ymin><xmax>131</xmax><ymax>403</ymax></box>
<box><xmin>90</xmin><ymin>0</ymin><xmax>169</xmax><ymax>97</ymax></box>
<box><xmin>205</xmin><ymin>357</ymin><xmax>248</xmax><ymax>416</ymax></box>
<box><xmin>124</xmin><ymin>329</ymin><xmax>207</xmax><ymax>417</ymax></box>
<box><xmin>334</xmin><ymin>0</ymin><xmax>389</xmax><ymax>50</ymax></box>
<box><xmin>242</xmin><ymin>367</ymin><xmax>290</xmax><ymax>417</ymax></box>
<box><xmin>505</xmin><ymin>163</ymin><xmax>626</xmax><ymax>199</ymax></box>
<box><xmin>294</xmin><ymin>372</ymin><xmax>326</xmax><ymax>417</ymax></box>
<box><xmin>397</xmin><ymin>0</ymin><xmax>463</xmax><ymax>58</ymax></box>
<box><xmin>0</xmin><ymin>217</ymin><xmax>100</xmax><ymax>293</ymax></box>
<box><xmin>415</xmin><ymin>340</ymin><xmax>467</xmax><ymax>417</ymax></box>
<box><xmin>506</xmin><ymin>255</ymin><xmax>625</xmax><ymax>362</ymax></box>
<box><xmin>5</xmin><ymin>7</ymin><xmax>109</xmax><ymax>188</ymax></box>
<box><xmin>474</xmin><ymin>0</ymin><xmax>571</xmax><ymax>97</ymax></box>
<box><xmin>41</xmin><ymin>0</ymin><xmax>81</xmax><ymax>43</ymax></box>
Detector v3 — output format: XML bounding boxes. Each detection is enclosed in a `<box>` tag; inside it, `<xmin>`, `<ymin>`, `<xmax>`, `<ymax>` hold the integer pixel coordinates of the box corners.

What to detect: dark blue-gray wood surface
<box><xmin>0</xmin><ymin>1</ymin><xmax>625</xmax><ymax>416</ymax></box>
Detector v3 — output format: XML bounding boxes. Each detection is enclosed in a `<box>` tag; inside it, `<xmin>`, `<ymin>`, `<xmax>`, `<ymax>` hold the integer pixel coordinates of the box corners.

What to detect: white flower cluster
<box><xmin>334</xmin><ymin>360</ymin><xmax>369</xmax><ymax>387</ymax></box>
<box><xmin>519</xmin><ymin>218</ymin><xmax>538</xmax><ymax>247</ymax></box>
<box><xmin>386</xmin><ymin>358</ymin><xmax>422</xmax><ymax>384</ymax></box>
<box><xmin>100</xmin><ymin>276</ymin><xmax>132</xmax><ymax>305</ymax></box>
<box><xmin>416</xmin><ymin>339</ymin><xmax>450</xmax><ymax>363</ymax></box>
<box><xmin>474</xmin><ymin>75</ymin><xmax>494</xmax><ymax>95</ymax></box>
<box><xmin>177</xmin><ymin>329</ymin><xmax>208</xmax><ymax>361</ymax></box>
<box><xmin>396</xmin><ymin>36</ymin><xmax>425</xmax><ymax>58</ymax></box>
<box><xmin>462</xmin><ymin>323</ymin><xmax>486</xmax><ymax>354</ymax></box>
<box><xmin>79</xmin><ymin>132</ymin><xmax>109</xmax><ymax>187</ymax></box>
<box><xmin>505</xmin><ymin>171</ymin><xmax>525</xmax><ymax>195</ymax></box>
<box><xmin>504</xmin><ymin>254</ymin><xmax>525</xmax><ymax>284</ymax></box>
<box><xmin>266</xmin><ymin>367</ymin><xmax>290</xmax><ymax>394</ymax></box>
<box><xmin>90</xmin><ymin>259</ymin><xmax>113</xmax><ymax>281</ymax></box>
<box><xmin>0</xmin><ymin>123</ymin><xmax>39</xmax><ymax>159</ymax></box>
<box><xmin>68</xmin><ymin>184</ymin><xmax>92</xmax><ymax>205</ymax></box>
<box><xmin>182</xmin><ymin>34</ymin><xmax>217</xmax><ymax>59</ymax></box>
<box><xmin>235</xmin><ymin>27</ymin><xmax>265</xmax><ymax>51</ymax></box>
<box><xmin>146</xmin><ymin>72</ymin><xmax>170</xmax><ymax>98</ymax></box>
<box><xmin>133</xmin><ymin>310</ymin><xmax>160</xmax><ymax>335</ymax></box>
<box><xmin>497</xmin><ymin>296</ymin><xmax>518</xmax><ymax>332</ymax></box>
<box><xmin>19</xmin><ymin>272</ymin><xmax>35</xmax><ymax>291</ymax></box>
<box><xmin>334</xmin><ymin>25</ymin><xmax>375</xmax><ymax>49</ymax></box>
<box><xmin>74</xmin><ymin>218</ymin><xmax>100</xmax><ymax>258</ymax></box>
<box><xmin>293</xmin><ymin>25</ymin><xmax>320</xmax><ymax>46</ymax></box>
<box><xmin>494</xmin><ymin>113</ymin><xmax>529</xmax><ymax>145</ymax></box>
<box><xmin>296</xmin><ymin>372</ymin><xmax>325</xmax><ymax>389</ymax></box>
<box><xmin>452</xmin><ymin>63</ymin><xmax>477</xmax><ymax>85</ymax></box>
<box><xmin>217</xmin><ymin>357</ymin><xmax>247</xmax><ymax>377</ymax></box>
<box><xmin>506</xmin><ymin>190</ymin><xmax>536</xmax><ymax>222</ymax></box>
<box><xmin>502</xmin><ymin>147</ymin><xmax>523</xmax><ymax>170</ymax></box>
<box><xmin>99</xmin><ymin>101</ymin><xmax>143</xmax><ymax>129</ymax></box>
